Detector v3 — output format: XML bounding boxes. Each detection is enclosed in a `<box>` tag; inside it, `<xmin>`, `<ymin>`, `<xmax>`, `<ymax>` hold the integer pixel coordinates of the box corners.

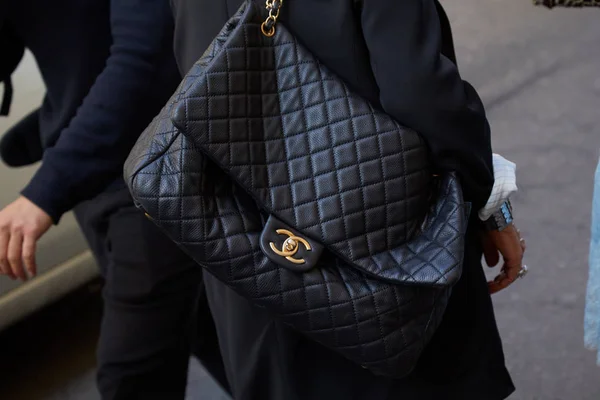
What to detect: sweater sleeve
<box><xmin>21</xmin><ymin>0</ymin><xmax>178</xmax><ymax>222</ymax></box>
<box><xmin>360</xmin><ymin>0</ymin><xmax>494</xmax><ymax>210</ymax></box>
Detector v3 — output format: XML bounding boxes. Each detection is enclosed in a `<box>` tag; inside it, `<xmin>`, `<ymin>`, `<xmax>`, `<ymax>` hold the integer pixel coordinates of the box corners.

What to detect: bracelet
<box><xmin>483</xmin><ymin>200</ymin><xmax>513</xmax><ymax>231</ymax></box>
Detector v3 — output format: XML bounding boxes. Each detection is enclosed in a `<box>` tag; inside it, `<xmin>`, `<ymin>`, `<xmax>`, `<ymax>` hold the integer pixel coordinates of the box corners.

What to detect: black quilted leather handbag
<box><xmin>124</xmin><ymin>0</ymin><xmax>470</xmax><ymax>378</ymax></box>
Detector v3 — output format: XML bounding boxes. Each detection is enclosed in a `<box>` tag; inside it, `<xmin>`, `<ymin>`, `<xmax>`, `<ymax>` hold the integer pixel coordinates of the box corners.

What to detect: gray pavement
<box><xmin>1</xmin><ymin>1</ymin><xmax>600</xmax><ymax>399</ymax></box>
<box><xmin>446</xmin><ymin>2</ymin><xmax>600</xmax><ymax>399</ymax></box>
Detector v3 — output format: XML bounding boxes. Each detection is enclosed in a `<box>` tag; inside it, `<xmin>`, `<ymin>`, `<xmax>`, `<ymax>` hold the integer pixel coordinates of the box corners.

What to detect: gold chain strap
<box><xmin>261</xmin><ymin>0</ymin><xmax>283</xmax><ymax>37</ymax></box>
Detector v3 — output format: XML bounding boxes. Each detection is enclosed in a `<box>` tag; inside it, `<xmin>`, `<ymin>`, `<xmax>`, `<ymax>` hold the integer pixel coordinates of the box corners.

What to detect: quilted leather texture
<box><xmin>168</xmin><ymin>2</ymin><xmax>468</xmax><ymax>286</ymax></box>
<box><xmin>124</xmin><ymin>1</ymin><xmax>468</xmax><ymax>378</ymax></box>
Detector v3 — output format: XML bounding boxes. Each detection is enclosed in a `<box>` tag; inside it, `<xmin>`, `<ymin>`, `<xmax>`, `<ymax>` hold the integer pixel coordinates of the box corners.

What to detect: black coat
<box><xmin>170</xmin><ymin>1</ymin><xmax>514</xmax><ymax>399</ymax></box>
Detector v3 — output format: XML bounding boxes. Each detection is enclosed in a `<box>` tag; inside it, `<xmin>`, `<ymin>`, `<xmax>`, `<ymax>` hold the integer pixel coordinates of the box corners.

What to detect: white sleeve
<box><xmin>478</xmin><ymin>154</ymin><xmax>518</xmax><ymax>221</ymax></box>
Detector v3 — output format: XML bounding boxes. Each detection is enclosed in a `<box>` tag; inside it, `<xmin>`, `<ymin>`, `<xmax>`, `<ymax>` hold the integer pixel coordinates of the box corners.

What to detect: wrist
<box><xmin>483</xmin><ymin>200</ymin><xmax>513</xmax><ymax>231</ymax></box>
<box><xmin>21</xmin><ymin>167</ymin><xmax>69</xmax><ymax>224</ymax></box>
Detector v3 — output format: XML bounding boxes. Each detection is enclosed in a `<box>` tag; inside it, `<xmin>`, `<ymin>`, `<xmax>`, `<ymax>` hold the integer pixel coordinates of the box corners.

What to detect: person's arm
<box><xmin>0</xmin><ymin>0</ymin><xmax>179</xmax><ymax>281</ymax></box>
<box><xmin>21</xmin><ymin>0</ymin><xmax>179</xmax><ymax>223</ymax></box>
<box><xmin>360</xmin><ymin>0</ymin><xmax>525</xmax><ymax>293</ymax></box>
<box><xmin>360</xmin><ymin>0</ymin><xmax>493</xmax><ymax>210</ymax></box>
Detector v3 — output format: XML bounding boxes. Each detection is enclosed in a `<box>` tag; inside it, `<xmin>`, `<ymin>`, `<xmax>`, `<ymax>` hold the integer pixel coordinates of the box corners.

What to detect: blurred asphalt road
<box><xmin>447</xmin><ymin>1</ymin><xmax>600</xmax><ymax>399</ymax></box>
<box><xmin>1</xmin><ymin>1</ymin><xmax>599</xmax><ymax>399</ymax></box>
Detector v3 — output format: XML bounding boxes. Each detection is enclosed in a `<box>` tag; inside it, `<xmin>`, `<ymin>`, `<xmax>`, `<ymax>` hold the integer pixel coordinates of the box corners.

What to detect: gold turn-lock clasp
<box><xmin>269</xmin><ymin>229</ymin><xmax>311</xmax><ymax>264</ymax></box>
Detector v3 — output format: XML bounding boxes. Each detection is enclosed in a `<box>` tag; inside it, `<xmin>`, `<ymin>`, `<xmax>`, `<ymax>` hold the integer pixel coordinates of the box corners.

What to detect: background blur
<box><xmin>0</xmin><ymin>1</ymin><xmax>599</xmax><ymax>399</ymax></box>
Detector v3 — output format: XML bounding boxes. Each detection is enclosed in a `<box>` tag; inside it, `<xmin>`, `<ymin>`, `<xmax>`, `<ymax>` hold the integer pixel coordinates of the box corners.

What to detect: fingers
<box><xmin>487</xmin><ymin>224</ymin><xmax>526</xmax><ymax>294</ymax></box>
<box><xmin>488</xmin><ymin>257</ymin><xmax>522</xmax><ymax>294</ymax></box>
<box><xmin>0</xmin><ymin>229</ymin><xmax>36</xmax><ymax>280</ymax></box>
<box><xmin>517</xmin><ymin>228</ymin><xmax>527</xmax><ymax>252</ymax></box>
<box><xmin>488</xmin><ymin>273</ymin><xmax>512</xmax><ymax>294</ymax></box>
<box><xmin>0</xmin><ymin>198</ymin><xmax>50</xmax><ymax>281</ymax></box>
<box><xmin>22</xmin><ymin>234</ymin><xmax>37</xmax><ymax>278</ymax></box>
<box><xmin>519</xmin><ymin>237</ymin><xmax>527</xmax><ymax>253</ymax></box>
<box><xmin>503</xmin><ymin>253</ymin><xmax>522</xmax><ymax>283</ymax></box>
<box><xmin>482</xmin><ymin>233</ymin><xmax>500</xmax><ymax>267</ymax></box>
<box><xmin>7</xmin><ymin>230</ymin><xmax>26</xmax><ymax>281</ymax></box>
<box><xmin>0</xmin><ymin>228</ymin><xmax>14</xmax><ymax>279</ymax></box>
<box><xmin>489</xmin><ymin>257</ymin><xmax>522</xmax><ymax>294</ymax></box>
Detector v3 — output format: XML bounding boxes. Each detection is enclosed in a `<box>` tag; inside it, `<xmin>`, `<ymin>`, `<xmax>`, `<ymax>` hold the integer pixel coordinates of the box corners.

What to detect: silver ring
<box><xmin>520</xmin><ymin>238</ymin><xmax>525</xmax><ymax>243</ymax></box>
<box><xmin>517</xmin><ymin>265</ymin><xmax>528</xmax><ymax>279</ymax></box>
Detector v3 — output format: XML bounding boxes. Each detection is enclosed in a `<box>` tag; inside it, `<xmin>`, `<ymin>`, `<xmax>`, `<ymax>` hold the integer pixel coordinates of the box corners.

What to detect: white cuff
<box><xmin>478</xmin><ymin>154</ymin><xmax>518</xmax><ymax>221</ymax></box>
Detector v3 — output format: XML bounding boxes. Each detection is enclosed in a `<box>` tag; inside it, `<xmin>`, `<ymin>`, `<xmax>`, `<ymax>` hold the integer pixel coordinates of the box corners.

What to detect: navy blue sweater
<box><xmin>2</xmin><ymin>0</ymin><xmax>181</xmax><ymax>222</ymax></box>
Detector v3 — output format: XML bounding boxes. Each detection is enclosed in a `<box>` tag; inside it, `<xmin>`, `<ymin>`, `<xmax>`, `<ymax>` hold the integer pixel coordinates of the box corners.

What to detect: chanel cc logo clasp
<box><xmin>269</xmin><ymin>229</ymin><xmax>311</xmax><ymax>265</ymax></box>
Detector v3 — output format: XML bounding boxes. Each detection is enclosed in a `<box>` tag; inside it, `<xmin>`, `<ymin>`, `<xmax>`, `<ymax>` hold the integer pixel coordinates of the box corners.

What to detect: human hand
<box><xmin>0</xmin><ymin>196</ymin><xmax>53</xmax><ymax>281</ymax></box>
<box><xmin>482</xmin><ymin>223</ymin><xmax>527</xmax><ymax>294</ymax></box>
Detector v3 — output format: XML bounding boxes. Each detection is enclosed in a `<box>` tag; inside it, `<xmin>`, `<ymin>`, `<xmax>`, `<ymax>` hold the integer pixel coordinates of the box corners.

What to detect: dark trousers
<box><xmin>74</xmin><ymin>186</ymin><xmax>227</xmax><ymax>400</ymax></box>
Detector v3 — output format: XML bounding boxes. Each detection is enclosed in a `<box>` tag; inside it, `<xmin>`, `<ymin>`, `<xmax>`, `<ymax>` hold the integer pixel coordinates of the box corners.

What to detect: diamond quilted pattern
<box><xmin>124</xmin><ymin>1</ymin><xmax>467</xmax><ymax>378</ymax></box>
<box><xmin>168</xmin><ymin>2</ymin><xmax>466</xmax><ymax>286</ymax></box>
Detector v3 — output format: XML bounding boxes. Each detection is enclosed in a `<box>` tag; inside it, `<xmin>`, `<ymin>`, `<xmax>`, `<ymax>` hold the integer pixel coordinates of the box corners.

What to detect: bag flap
<box><xmin>168</xmin><ymin>1</ymin><xmax>468</xmax><ymax>286</ymax></box>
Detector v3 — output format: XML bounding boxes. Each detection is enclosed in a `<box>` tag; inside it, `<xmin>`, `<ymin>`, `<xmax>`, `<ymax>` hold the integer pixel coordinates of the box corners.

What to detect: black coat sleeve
<box><xmin>360</xmin><ymin>0</ymin><xmax>494</xmax><ymax>209</ymax></box>
<box><xmin>21</xmin><ymin>0</ymin><xmax>179</xmax><ymax>223</ymax></box>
